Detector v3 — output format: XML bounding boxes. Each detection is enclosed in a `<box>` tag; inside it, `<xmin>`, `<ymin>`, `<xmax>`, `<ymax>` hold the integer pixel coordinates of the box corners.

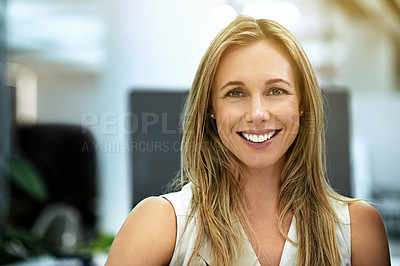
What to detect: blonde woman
<box><xmin>106</xmin><ymin>16</ymin><xmax>390</xmax><ymax>265</ymax></box>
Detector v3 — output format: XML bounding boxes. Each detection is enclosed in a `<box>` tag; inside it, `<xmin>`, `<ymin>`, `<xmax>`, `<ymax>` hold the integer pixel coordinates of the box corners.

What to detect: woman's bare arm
<box><xmin>350</xmin><ymin>201</ymin><xmax>390</xmax><ymax>266</ymax></box>
<box><xmin>105</xmin><ymin>197</ymin><xmax>177</xmax><ymax>266</ymax></box>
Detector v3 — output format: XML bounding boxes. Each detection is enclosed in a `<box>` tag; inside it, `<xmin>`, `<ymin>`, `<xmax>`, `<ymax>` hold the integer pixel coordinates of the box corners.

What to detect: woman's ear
<box><xmin>208</xmin><ymin>106</ymin><xmax>215</xmax><ymax>119</ymax></box>
<box><xmin>205</xmin><ymin>107</ymin><xmax>218</xmax><ymax>133</ymax></box>
<box><xmin>299</xmin><ymin>105</ymin><xmax>304</xmax><ymax>117</ymax></box>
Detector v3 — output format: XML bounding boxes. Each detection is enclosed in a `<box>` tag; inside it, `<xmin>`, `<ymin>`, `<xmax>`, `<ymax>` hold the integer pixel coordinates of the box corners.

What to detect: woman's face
<box><xmin>211</xmin><ymin>40</ymin><xmax>301</xmax><ymax>173</ymax></box>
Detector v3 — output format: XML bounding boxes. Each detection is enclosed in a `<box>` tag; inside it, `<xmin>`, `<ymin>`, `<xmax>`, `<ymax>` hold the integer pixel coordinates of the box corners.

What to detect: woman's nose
<box><xmin>245</xmin><ymin>96</ymin><xmax>270</xmax><ymax>125</ymax></box>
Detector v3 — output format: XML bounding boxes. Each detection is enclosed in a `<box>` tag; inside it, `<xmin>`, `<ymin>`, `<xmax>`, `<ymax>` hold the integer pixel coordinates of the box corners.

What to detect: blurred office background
<box><xmin>1</xmin><ymin>0</ymin><xmax>400</xmax><ymax>265</ymax></box>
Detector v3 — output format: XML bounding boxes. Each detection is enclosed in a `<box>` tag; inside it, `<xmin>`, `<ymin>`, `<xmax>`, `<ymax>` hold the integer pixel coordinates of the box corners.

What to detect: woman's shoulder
<box><xmin>348</xmin><ymin>200</ymin><xmax>382</xmax><ymax>219</ymax></box>
<box><xmin>348</xmin><ymin>201</ymin><xmax>390</xmax><ymax>265</ymax></box>
<box><xmin>348</xmin><ymin>200</ymin><xmax>386</xmax><ymax>235</ymax></box>
<box><xmin>105</xmin><ymin>196</ymin><xmax>177</xmax><ymax>265</ymax></box>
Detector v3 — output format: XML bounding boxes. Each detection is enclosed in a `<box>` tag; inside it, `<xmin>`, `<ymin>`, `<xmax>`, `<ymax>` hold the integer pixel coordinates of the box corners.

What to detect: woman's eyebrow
<box><xmin>265</xmin><ymin>78</ymin><xmax>291</xmax><ymax>86</ymax></box>
<box><xmin>220</xmin><ymin>81</ymin><xmax>244</xmax><ymax>91</ymax></box>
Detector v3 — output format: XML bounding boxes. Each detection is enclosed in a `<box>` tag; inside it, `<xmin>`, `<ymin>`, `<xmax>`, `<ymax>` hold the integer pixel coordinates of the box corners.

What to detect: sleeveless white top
<box><xmin>161</xmin><ymin>183</ymin><xmax>351</xmax><ymax>266</ymax></box>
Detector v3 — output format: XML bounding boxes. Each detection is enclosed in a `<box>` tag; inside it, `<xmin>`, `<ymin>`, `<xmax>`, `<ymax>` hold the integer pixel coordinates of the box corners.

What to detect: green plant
<box><xmin>3</xmin><ymin>156</ymin><xmax>48</xmax><ymax>203</ymax></box>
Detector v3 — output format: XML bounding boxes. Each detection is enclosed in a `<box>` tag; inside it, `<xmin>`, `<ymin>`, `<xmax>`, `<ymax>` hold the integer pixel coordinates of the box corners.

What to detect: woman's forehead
<box><xmin>213</xmin><ymin>40</ymin><xmax>299</xmax><ymax>90</ymax></box>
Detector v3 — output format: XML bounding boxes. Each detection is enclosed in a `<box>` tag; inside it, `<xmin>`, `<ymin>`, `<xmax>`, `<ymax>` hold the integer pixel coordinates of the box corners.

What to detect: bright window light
<box><xmin>214</xmin><ymin>4</ymin><xmax>238</xmax><ymax>28</ymax></box>
<box><xmin>242</xmin><ymin>2</ymin><xmax>301</xmax><ymax>26</ymax></box>
<box><xmin>13</xmin><ymin>64</ymin><xmax>38</xmax><ymax>125</ymax></box>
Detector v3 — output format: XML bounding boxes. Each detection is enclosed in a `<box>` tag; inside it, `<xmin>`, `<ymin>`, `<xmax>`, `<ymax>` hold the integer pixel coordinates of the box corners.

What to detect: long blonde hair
<box><xmin>179</xmin><ymin>16</ymin><xmax>349</xmax><ymax>265</ymax></box>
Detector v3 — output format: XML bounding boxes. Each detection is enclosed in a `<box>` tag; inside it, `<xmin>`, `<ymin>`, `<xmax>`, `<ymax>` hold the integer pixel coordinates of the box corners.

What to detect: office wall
<box><xmin>351</xmin><ymin>92</ymin><xmax>400</xmax><ymax>195</ymax></box>
<box><xmin>36</xmin><ymin>71</ymin><xmax>99</xmax><ymax>125</ymax></box>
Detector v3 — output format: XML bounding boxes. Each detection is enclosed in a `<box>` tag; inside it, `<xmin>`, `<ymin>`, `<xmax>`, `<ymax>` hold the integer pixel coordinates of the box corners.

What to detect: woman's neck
<box><xmin>242</xmin><ymin>160</ymin><xmax>285</xmax><ymax>218</ymax></box>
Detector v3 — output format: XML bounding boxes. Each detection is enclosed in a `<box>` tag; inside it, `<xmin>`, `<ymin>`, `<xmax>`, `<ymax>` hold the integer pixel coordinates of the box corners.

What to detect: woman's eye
<box><xmin>269</xmin><ymin>88</ymin><xmax>284</xmax><ymax>95</ymax></box>
<box><xmin>227</xmin><ymin>90</ymin><xmax>243</xmax><ymax>97</ymax></box>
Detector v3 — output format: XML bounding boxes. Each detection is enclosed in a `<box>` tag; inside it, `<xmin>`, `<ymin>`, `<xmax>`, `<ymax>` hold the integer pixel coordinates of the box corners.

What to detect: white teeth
<box><xmin>267</xmin><ymin>130</ymin><xmax>276</xmax><ymax>139</ymax></box>
<box><xmin>241</xmin><ymin>130</ymin><xmax>277</xmax><ymax>143</ymax></box>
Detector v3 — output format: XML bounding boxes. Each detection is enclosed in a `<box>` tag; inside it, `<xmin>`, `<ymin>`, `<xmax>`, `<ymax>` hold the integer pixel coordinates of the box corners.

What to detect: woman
<box><xmin>106</xmin><ymin>16</ymin><xmax>390</xmax><ymax>265</ymax></box>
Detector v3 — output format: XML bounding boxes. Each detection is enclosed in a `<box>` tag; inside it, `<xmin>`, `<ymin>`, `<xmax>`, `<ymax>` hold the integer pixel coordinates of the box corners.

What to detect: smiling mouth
<box><xmin>239</xmin><ymin>130</ymin><xmax>280</xmax><ymax>143</ymax></box>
